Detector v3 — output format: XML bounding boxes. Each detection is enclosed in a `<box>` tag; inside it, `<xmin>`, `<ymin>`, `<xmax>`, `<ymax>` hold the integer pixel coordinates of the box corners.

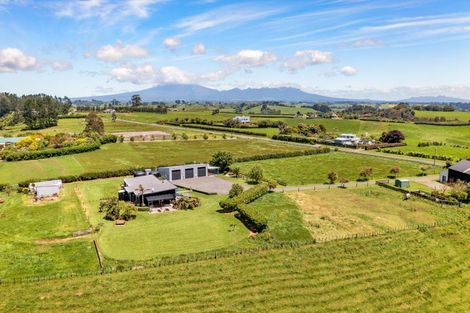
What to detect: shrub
<box><xmin>327</xmin><ymin>172</ymin><xmax>338</xmax><ymax>184</ymax></box>
<box><xmin>379</xmin><ymin>130</ymin><xmax>405</xmax><ymax>143</ymax></box>
<box><xmin>229</xmin><ymin>184</ymin><xmax>244</xmax><ymax>198</ymax></box>
<box><xmin>248</xmin><ymin>165</ymin><xmax>264</xmax><ymax>183</ymax></box>
<box><xmin>172</xmin><ymin>197</ymin><xmax>201</xmax><ymax>210</ymax></box>
<box><xmin>211</xmin><ymin>151</ymin><xmax>234</xmax><ymax>172</ymax></box>
<box><xmin>101</xmin><ymin>198</ymin><xmax>137</xmax><ymax>221</ymax></box>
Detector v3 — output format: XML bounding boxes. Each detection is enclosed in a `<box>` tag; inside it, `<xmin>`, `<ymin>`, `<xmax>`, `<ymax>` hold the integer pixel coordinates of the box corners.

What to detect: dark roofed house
<box><xmin>448</xmin><ymin>160</ymin><xmax>470</xmax><ymax>183</ymax></box>
<box><xmin>440</xmin><ymin>160</ymin><xmax>470</xmax><ymax>183</ymax></box>
<box><xmin>118</xmin><ymin>175</ymin><xmax>177</xmax><ymax>207</ymax></box>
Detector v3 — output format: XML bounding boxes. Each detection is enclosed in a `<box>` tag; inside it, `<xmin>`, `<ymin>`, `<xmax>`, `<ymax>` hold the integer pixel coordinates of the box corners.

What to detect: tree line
<box><xmin>0</xmin><ymin>93</ymin><xmax>71</xmax><ymax>130</ymax></box>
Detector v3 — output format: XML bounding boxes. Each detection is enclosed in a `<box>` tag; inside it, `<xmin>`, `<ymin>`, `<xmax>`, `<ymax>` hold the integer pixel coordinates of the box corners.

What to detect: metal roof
<box><xmin>29</xmin><ymin>180</ymin><xmax>63</xmax><ymax>188</ymax></box>
<box><xmin>36</xmin><ymin>186</ymin><xmax>60</xmax><ymax>198</ymax></box>
<box><xmin>123</xmin><ymin>175</ymin><xmax>176</xmax><ymax>195</ymax></box>
<box><xmin>449</xmin><ymin>160</ymin><xmax>470</xmax><ymax>174</ymax></box>
<box><xmin>158</xmin><ymin>164</ymin><xmax>209</xmax><ymax>171</ymax></box>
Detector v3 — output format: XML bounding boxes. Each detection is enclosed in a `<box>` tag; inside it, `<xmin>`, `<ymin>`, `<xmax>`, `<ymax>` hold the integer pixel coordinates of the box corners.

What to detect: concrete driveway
<box><xmin>173</xmin><ymin>176</ymin><xmax>233</xmax><ymax>195</ymax></box>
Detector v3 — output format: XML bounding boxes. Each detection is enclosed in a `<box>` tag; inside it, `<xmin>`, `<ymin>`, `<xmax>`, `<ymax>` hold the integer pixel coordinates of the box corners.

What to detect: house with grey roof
<box><xmin>440</xmin><ymin>160</ymin><xmax>470</xmax><ymax>183</ymax></box>
<box><xmin>29</xmin><ymin>180</ymin><xmax>63</xmax><ymax>199</ymax></box>
<box><xmin>118</xmin><ymin>175</ymin><xmax>177</xmax><ymax>207</ymax></box>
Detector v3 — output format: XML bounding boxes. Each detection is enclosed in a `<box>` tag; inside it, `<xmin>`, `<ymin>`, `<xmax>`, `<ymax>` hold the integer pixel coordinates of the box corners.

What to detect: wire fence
<box><xmin>0</xmin><ymin>219</ymin><xmax>460</xmax><ymax>285</ymax></box>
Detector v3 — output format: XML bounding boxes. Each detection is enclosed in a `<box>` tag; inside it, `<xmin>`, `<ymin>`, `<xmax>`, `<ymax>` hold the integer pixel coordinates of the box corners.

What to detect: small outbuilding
<box><xmin>233</xmin><ymin>116</ymin><xmax>251</xmax><ymax>124</ymax></box>
<box><xmin>29</xmin><ymin>180</ymin><xmax>63</xmax><ymax>198</ymax></box>
<box><xmin>442</xmin><ymin>160</ymin><xmax>470</xmax><ymax>183</ymax></box>
<box><xmin>395</xmin><ymin>179</ymin><xmax>410</xmax><ymax>188</ymax></box>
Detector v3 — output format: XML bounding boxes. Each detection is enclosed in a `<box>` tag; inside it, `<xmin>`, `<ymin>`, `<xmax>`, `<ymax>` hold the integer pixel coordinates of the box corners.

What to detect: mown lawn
<box><xmin>0</xmin><ymin>222</ymin><xmax>468</xmax><ymax>312</ymax></box>
<box><xmin>98</xmin><ymin>193</ymin><xmax>249</xmax><ymax>260</ymax></box>
<box><xmin>235</xmin><ymin>152</ymin><xmax>439</xmax><ymax>186</ymax></box>
<box><xmin>245</xmin><ymin>192</ymin><xmax>311</xmax><ymax>241</ymax></box>
<box><xmin>287</xmin><ymin>186</ymin><xmax>466</xmax><ymax>239</ymax></box>
<box><xmin>0</xmin><ymin>185</ymin><xmax>98</xmax><ymax>279</ymax></box>
<box><xmin>0</xmin><ymin>139</ymin><xmax>307</xmax><ymax>184</ymax></box>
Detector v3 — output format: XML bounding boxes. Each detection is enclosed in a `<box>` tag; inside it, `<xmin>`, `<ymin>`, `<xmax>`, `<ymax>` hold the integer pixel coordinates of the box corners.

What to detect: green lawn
<box><xmin>98</xmin><ymin>193</ymin><xmax>249</xmax><ymax>260</ymax></box>
<box><xmin>287</xmin><ymin>186</ymin><xmax>466</xmax><ymax>239</ymax></box>
<box><xmin>0</xmin><ymin>139</ymin><xmax>307</xmax><ymax>184</ymax></box>
<box><xmin>235</xmin><ymin>152</ymin><xmax>439</xmax><ymax>186</ymax></box>
<box><xmin>1</xmin><ymin>222</ymin><xmax>468</xmax><ymax>312</ymax></box>
<box><xmin>245</xmin><ymin>192</ymin><xmax>311</xmax><ymax>241</ymax></box>
<box><xmin>0</xmin><ymin>185</ymin><xmax>98</xmax><ymax>279</ymax></box>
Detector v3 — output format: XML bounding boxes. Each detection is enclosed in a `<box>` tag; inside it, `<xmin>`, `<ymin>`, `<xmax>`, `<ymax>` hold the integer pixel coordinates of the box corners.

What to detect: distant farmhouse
<box><xmin>118</xmin><ymin>175</ymin><xmax>177</xmax><ymax>207</ymax></box>
<box><xmin>29</xmin><ymin>180</ymin><xmax>63</xmax><ymax>199</ymax></box>
<box><xmin>233</xmin><ymin>116</ymin><xmax>251</xmax><ymax>124</ymax></box>
<box><xmin>157</xmin><ymin>163</ymin><xmax>219</xmax><ymax>181</ymax></box>
<box><xmin>334</xmin><ymin>134</ymin><xmax>361</xmax><ymax>146</ymax></box>
<box><xmin>440</xmin><ymin>160</ymin><xmax>470</xmax><ymax>183</ymax></box>
<box><xmin>0</xmin><ymin>137</ymin><xmax>22</xmax><ymax>150</ymax></box>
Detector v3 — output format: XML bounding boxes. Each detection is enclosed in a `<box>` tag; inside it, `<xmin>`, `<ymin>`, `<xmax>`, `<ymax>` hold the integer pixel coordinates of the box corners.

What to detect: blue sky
<box><xmin>1</xmin><ymin>0</ymin><xmax>470</xmax><ymax>100</ymax></box>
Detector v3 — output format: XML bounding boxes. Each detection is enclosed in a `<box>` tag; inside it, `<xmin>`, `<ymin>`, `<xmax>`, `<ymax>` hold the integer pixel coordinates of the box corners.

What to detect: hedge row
<box><xmin>378</xmin><ymin>149</ymin><xmax>454</xmax><ymax>161</ymax></box>
<box><xmin>234</xmin><ymin>147</ymin><xmax>330</xmax><ymax>163</ymax></box>
<box><xmin>219</xmin><ymin>184</ymin><xmax>269</xmax><ymax>212</ymax></box>
<box><xmin>1</xmin><ymin>135</ymin><xmax>117</xmax><ymax>161</ymax></box>
<box><xmin>272</xmin><ymin>134</ymin><xmax>317</xmax><ymax>144</ymax></box>
<box><xmin>17</xmin><ymin>168</ymin><xmax>139</xmax><ymax>188</ymax></box>
<box><xmin>237</xmin><ymin>204</ymin><xmax>269</xmax><ymax>232</ymax></box>
<box><xmin>180</xmin><ymin>124</ymin><xmax>267</xmax><ymax>137</ymax></box>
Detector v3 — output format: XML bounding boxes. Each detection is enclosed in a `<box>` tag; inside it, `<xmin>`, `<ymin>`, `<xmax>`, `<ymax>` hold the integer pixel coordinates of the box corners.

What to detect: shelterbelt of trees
<box><xmin>0</xmin><ymin>93</ymin><xmax>71</xmax><ymax>130</ymax></box>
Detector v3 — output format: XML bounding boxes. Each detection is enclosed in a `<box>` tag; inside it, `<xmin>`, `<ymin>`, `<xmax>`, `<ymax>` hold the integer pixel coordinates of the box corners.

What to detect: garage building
<box><xmin>157</xmin><ymin>164</ymin><xmax>217</xmax><ymax>181</ymax></box>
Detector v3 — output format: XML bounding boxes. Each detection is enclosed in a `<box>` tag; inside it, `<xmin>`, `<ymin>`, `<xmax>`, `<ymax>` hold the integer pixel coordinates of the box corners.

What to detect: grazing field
<box><xmin>235</xmin><ymin>152</ymin><xmax>438</xmax><ymax>186</ymax></box>
<box><xmin>0</xmin><ymin>185</ymin><xmax>98</xmax><ymax>279</ymax></box>
<box><xmin>287</xmin><ymin>186</ymin><xmax>466</xmax><ymax>239</ymax></box>
<box><xmin>0</xmin><ymin>139</ymin><xmax>307</xmax><ymax>184</ymax></box>
<box><xmin>1</xmin><ymin>222</ymin><xmax>468</xmax><ymax>312</ymax></box>
<box><xmin>414</xmin><ymin>110</ymin><xmax>470</xmax><ymax>121</ymax></box>
<box><xmin>245</xmin><ymin>104</ymin><xmax>315</xmax><ymax>114</ymax></box>
<box><xmin>244</xmin><ymin>192</ymin><xmax>311</xmax><ymax>241</ymax></box>
<box><xmin>98</xmin><ymin>193</ymin><xmax>249</xmax><ymax>260</ymax></box>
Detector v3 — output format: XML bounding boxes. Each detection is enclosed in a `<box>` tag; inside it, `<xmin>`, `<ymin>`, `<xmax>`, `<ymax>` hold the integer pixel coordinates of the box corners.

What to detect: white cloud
<box><xmin>351</xmin><ymin>38</ymin><xmax>382</xmax><ymax>47</ymax></box>
<box><xmin>216</xmin><ymin>50</ymin><xmax>277</xmax><ymax>68</ymax></box>
<box><xmin>175</xmin><ymin>3</ymin><xmax>283</xmax><ymax>35</ymax></box>
<box><xmin>283</xmin><ymin>50</ymin><xmax>333</xmax><ymax>72</ymax></box>
<box><xmin>192</xmin><ymin>42</ymin><xmax>206</xmax><ymax>55</ymax></box>
<box><xmin>52</xmin><ymin>0</ymin><xmax>164</xmax><ymax>22</ymax></box>
<box><xmin>362</xmin><ymin>15</ymin><xmax>470</xmax><ymax>33</ymax></box>
<box><xmin>50</xmin><ymin>60</ymin><xmax>73</xmax><ymax>71</ymax></box>
<box><xmin>110</xmin><ymin>63</ymin><xmax>232</xmax><ymax>85</ymax></box>
<box><xmin>340</xmin><ymin>66</ymin><xmax>357</xmax><ymax>76</ymax></box>
<box><xmin>96</xmin><ymin>42</ymin><xmax>148</xmax><ymax>62</ymax></box>
<box><xmin>163</xmin><ymin>37</ymin><xmax>181</xmax><ymax>50</ymax></box>
<box><xmin>110</xmin><ymin>64</ymin><xmax>191</xmax><ymax>85</ymax></box>
<box><xmin>0</xmin><ymin>48</ymin><xmax>37</xmax><ymax>73</ymax></box>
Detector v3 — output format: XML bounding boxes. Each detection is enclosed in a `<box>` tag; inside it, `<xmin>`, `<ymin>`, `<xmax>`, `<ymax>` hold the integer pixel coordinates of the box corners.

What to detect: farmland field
<box><xmin>287</xmin><ymin>186</ymin><xmax>466</xmax><ymax>239</ymax></box>
<box><xmin>245</xmin><ymin>104</ymin><xmax>315</xmax><ymax>114</ymax></box>
<box><xmin>414</xmin><ymin>110</ymin><xmax>470</xmax><ymax>121</ymax></box>
<box><xmin>234</xmin><ymin>152</ymin><xmax>439</xmax><ymax>186</ymax></box>
<box><xmin>0</xmin><ymin>185</ymin><xmax>98</xmax><ymax>279</ymax></box>
<box><xmin>0</xmin><ymin>221</ymin><xmax>468</xmax><ymax>312</ymax></box>
<box><xmin>0</xmin><ymin>139</ymin><xmax>308</xmax><ymax>184</ymax></box>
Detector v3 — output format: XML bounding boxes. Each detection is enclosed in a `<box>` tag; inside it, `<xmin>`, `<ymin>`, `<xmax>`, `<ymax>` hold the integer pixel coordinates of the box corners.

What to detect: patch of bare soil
<box><xmin>35</xmin><ymin>234</ymin><xmax>92</xmax><ymax>245</ymax></box>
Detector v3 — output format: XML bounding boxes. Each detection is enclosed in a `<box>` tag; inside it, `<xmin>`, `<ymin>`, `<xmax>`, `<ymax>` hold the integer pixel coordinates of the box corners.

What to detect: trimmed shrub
<box><xmin>219</xmin><ymin>184</ymin><xmax>269</xmax><ymax>212</ymax></box>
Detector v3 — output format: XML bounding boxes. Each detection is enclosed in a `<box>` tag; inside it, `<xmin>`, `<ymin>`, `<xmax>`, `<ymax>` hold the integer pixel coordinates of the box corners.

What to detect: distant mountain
<box><xmin>401</xmin><ymin>96</ymin><xmax>470</xmax><ymax>103</ymax></box>
<box><xmin>73</xmin><ymin>84</ymin><xmax>352</xmax><ymax>103</ymax></box>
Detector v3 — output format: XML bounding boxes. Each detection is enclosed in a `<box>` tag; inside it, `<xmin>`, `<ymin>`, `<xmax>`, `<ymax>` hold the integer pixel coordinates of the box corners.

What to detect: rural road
<box><xmin>113</xmin><ymin>118</ymin><xmax>446</xmax><ymax>167</ymax></box>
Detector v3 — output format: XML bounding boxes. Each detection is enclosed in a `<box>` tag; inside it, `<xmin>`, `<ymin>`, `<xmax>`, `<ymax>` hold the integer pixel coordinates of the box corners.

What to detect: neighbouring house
<box><xmin>440</xmin><ymin>160</ymin><xmax>470</xmax><ymax>183</ymax></box>
<box><xmin>0</xmin><ymin>137</ymin><xmax>23</xmax><ymax>150</ymax></box>
<box><xmin>103</xmin><ymin>109</ymin><xmax>116</xmax><ymax>113</ymax></box>
<box><xmin>334</xmin><ymin>134</ymin><xmax>361</xmax><ymax>146</ymax></box>
<box><xmin>118</xmin><ymin>175</ymin><xmax>177</xmax><ymax>207</ymax></box>
<box><xmin>233</xmin><ymin>116</ymin><xmax>251</xmax><ymax>124</ymax></box>
<box><xmin>29</xmin><ymin>180</ymin><xmax>63</xmax><ymax>199</ymax></box>
<box><xmin>157</xmin><ymin>163</ymin><xmax>219</xmax><ymax>181</ymax></box>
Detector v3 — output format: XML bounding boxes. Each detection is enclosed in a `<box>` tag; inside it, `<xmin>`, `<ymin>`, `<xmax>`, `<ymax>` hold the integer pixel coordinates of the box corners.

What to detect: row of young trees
<box><xmin>0</xmin><ymin>93</ymin><xmax>72</xmax><ymax>130</ymax></box>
